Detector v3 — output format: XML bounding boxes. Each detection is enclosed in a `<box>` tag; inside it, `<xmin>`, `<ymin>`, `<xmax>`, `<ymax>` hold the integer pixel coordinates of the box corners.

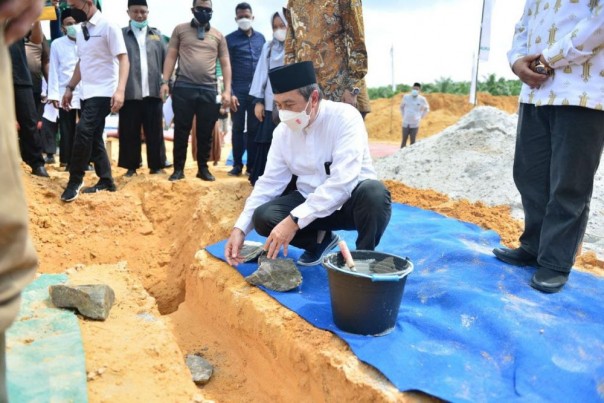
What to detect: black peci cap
<box><xmin>269</xmin><ymin>61</ymin><xmax>317</xmax><ymax>94</ymax></box>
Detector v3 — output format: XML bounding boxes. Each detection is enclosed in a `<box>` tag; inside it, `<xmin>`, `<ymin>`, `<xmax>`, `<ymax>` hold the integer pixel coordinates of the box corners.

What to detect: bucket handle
<box><xmin>370</xmin><ymin>266</ymin><xmax>413</xmax><ymax>282</ymax></box>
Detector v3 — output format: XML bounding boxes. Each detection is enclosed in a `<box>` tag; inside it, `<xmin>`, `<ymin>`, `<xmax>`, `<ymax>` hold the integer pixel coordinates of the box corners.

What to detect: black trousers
<box><xmin>13</xmin><ymin>86</ymin><xmax>44</xmax><ymax>169</ymax></box>
<box><xmin>172</xmin><ymin>86</ymin><xmax>220</xmax><ymax>171</ymax></box>
<box><xmin>514</xmin><ymin>104</ymin><xmax>604</xmax><ymax>272</ymax></box>
<box><xmin>58</xmin><ymin>108</ymin><xmax>79</xmax><ymax>165</ymax></box>
<box><xmin>40</xmin><ymin>117</ymin><xmax>57</xmax><ymax>155</ymax></box>
<box><xmin>401</xmin><ymin>126</ymin><xmax>418</xmax><ymax>147</ymax></box>
<box><xmin>252</xmin><ymin>179</ymin><xmax>392</xmax><ymax>252</ymax></box>
<box><xmin>68</xmin><ymin>97</ymin><xmax>113</xmax><ymax>185</ymax></box>
<box><xmin>231</xmin><ymin>95</ymin><xmax>260</xmax><ymax>171</ymax></box>
<box><xmin>118</xmin><ymin>98</ymin><xmax>164</xmax><ymax>171</ymax></box>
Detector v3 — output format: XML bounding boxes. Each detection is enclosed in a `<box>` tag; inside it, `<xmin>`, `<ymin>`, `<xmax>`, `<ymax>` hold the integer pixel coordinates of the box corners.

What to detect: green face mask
<box><xmin>131</xmin><ymin>20</ymin><xmax>148</xmax><ymax>30</ymax></box>
<box><xmin>65</xmin><ymin>25</ymin><xmax>77</xmax><ymax>38</ymax></box>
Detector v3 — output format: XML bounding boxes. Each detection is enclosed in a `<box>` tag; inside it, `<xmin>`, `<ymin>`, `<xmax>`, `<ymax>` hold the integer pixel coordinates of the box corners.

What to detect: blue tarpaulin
<box><xmin>6</xmin><ymin>274</ymin><xmax>88</xmax><ymax>403</ymax></box>
<box><xmin>206</xmin><ymin>203</ymin><xmax>604</xmax><ymax>402</ymax></box>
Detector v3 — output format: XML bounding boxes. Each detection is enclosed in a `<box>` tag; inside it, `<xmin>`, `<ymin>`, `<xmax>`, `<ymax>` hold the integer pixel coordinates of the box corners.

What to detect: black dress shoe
<box><xmin>196</xmin><ymin>167</ymin><xmax>215</xmax><ymax>181</ymax></box>
<box><xmin>531</xmin><ymin>267</ymin><xmax>569</xmax><ymax>293</ymax></box>
<box><xmin>169</xmin><ymin>170</ymin><xmax>185</xmax><ymax>181</ymax></box>
<box><xmin>149</xmin><ymin>168</ymin><xmax>165</xmax><ymax>175</ymax></box>
<box><xmin>82</xmin><ymin>180</ymin><xmax>117</xmax><ymax>194</ymax></box>
<box><xmin>32</xmin><ymin>165</ymin><xmax>50</xmax><ymax>178</ymax></box>
<box><xmin>493</xmin><ymin>247</ymin><xmax>537</xmax><ymax>267</ymax></box>
<box><xmin>228</xmin><ymin>166</ymin><xmax>242</xmax><ymax>177</ymax></box>
<box><xmin>124</xmin><ymin>169</ymin><xmax>137</xmax><ymax>177</ymax></box>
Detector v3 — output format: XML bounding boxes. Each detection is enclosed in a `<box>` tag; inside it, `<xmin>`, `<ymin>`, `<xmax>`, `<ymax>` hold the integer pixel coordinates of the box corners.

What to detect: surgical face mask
<box><xmin>273</xmin><ymin>28</ymin><xmax>286</xmax><ymax>42</ymax></box>
<box><xmin>411</xmin><ymin>89</ymin><xmax>419</xmax><ymax>97</ymax></box>
<box><xmin>65</xmin><ymin>25</ymin><xmax>77</xmax><ymax>39</ymax></box>
<box><xmin>193</xmin><ymin>7</ymin><xmax>212</xmax><ymax>25</ymax></box>
<box><xmin>279</xmin><ymin>98</ymin><xmax>312</xmax><ymax>132</ymax></box>
<box><xmin>237</xmin><ymin>18</ymin><xmax>253</xmax><ymax>31</ymax></box>
<box><xmin>131</xmin><ymin>19</ymin><xmax>148</xmax><ymax>30</ymax></box>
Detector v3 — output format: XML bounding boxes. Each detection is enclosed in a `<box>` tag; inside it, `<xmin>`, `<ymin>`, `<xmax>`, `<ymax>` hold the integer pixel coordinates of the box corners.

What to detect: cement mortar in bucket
<box><xmin>322</xmin><ymin>250</ymin><xmax>413</xmax><ymax>336</ymax></box>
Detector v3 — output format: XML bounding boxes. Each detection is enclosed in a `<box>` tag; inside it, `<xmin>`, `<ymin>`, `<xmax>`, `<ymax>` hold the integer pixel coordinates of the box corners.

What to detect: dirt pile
<box><xmin>365</xmin><ymin>92</ymin><xmax>519</xmax><ymax>143</ymax></box>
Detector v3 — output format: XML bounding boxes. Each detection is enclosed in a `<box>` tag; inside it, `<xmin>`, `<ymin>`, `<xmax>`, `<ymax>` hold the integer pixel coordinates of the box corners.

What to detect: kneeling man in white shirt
<box><xmin>225</xmin><ymin>61</ymin><xmax>392</xmax><ymax>267</ymax></box>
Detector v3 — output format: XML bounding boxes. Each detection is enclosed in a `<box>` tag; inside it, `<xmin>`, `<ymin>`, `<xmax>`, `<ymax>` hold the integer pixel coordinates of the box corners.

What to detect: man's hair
<box><xmin>413</xmin><ymin>82</ymin><xmax>421</xmax><ymax>88</ymax></box>
<box><xmin>298</xmin><ymin>83</ymin><xmax>322</xmax><ymax>101</ymax></box>
<box><xmin>193</xmin><ymin>0</ymin><xmax>212</xmax><ymax>7</ymax></box>
<box><xmin>236</xmin><ymin>2</ymin><xmax>252</xmax><ymax>13</ymax></box>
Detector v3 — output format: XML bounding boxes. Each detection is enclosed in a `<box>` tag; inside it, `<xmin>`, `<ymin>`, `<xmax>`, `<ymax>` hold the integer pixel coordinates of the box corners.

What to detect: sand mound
<box><xmin>375</xmin><ymin>106</ymin><xmax>604</xmax><ymax>257</ymax></box>
<box><xmin>366</xmin><ymin>92</ymin><xmax>519</xmax><ymax>143</ymax></box>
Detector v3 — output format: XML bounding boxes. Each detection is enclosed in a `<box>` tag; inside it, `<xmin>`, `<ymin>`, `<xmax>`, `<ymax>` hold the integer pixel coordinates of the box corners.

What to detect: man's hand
<box><xmin>221</xmin><ymin>91</ymin><xmax>231</xmax><ymax>110</ymax></box>
<box><xmin>264</xmin><ymin>215</ymin><xmax>299</xmax><ymax>260</ymax></box>
<box><xmin>160</xmin><ymin>83</ymin><xmax>170</xmax><ymax>103</ymax></box>
<box><xmin>61</xmin><ymin>88</ymin><xmax>73</xmax><ymax>111</ymax></box>
<box><xmin>51</xmin><ymin>100</ymin><xmax>60</xmax><ymax>109</ymax></box>
<box><xmin>254</xmin><ymin>102</ymin><xmax>265</xmax><ymax>122</ymax></box>
<box><xmin>225</xmin><ymin>228</ymin><xmax>246</xmax><ymax>266</ymax></box>
<box><xmin>1</xmin><ymin>0</ymin><xmax>43</xmax><ymax>45</ymax></box>
<box><xmin>342</xmin><ymin>89</ymin><xmax>358</xmax><ymax>107</ymax></box>
<box><xmin>230</xmin><ymin>94</ymin><xmax>239</xmax><ymax>113</ymax></box>
<box><xmin>512</xmin><ymin>54</ymin><xmax>550</xmax><ymax>89</ymax></box>
<box><xmin>111</xmin><ymin>89</ymin><xmax>125</xmax><ymax>113</ymax></box>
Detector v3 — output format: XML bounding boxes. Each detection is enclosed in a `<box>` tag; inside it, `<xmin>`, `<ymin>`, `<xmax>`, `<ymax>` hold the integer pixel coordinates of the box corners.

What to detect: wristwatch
<box><xmin>351</xmin><ymin>87</ymin><xmax>360</xmax><ymax>96</ymax></box>
<box><xmin>160</xmin><ymin>79</ymin><xmax>170</xmax><ymax>86</ymax></box>
<box><xmin>65</xmin><ymin>84</ymin><xmax>75</xmax><ymax>92</ymax></box>
<box><xmin>289</xmin><ymin>213</ymin><xmax>299</xmax><ymax>225</ymax></box>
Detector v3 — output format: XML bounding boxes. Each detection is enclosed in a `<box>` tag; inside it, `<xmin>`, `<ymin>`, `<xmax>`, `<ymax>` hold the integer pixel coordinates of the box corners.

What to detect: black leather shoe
<box><xmin>82</xmin><ymin>180</ymin><xmax>117</xmax><ymax>194</ymax></box>
<box><xmin>530</xmin><ymin>267</ymin><xmax>569</xmax><ymax>293</ymax></box>
<box><xmin>32</xmin><ymin>165</ymin><xmax>50</xmax><ymax>178</ymax></box>
<box><xmin>149</xmin><ymin>168</ymin><xmax>165</xmax><ymax>175</ymax></box>
<box><xmin>493</xmin><ymin>247</ymin><xmax>537</xmax><ymax>267</ymax></box>
<box><xmin>124</xmin><ymin>169</ymin><xmax>137</xmax><ymax>177</ymax></box>
<box><xmin>169</xmin><ymin>170</ymin><xmax>185</xmax><ymax>181</ymax></box>
<box><xmin>228</xmin><ymin>166</ymin><xmax>242</xmax><ymax>177</ymax></box>
<box><xmin>196</xmin><ymin>167</ymin><xmax>215</xmax><ymax>181</ymax></box>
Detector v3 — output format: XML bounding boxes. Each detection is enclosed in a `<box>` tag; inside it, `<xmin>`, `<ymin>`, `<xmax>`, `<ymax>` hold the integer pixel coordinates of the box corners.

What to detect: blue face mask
<box><xmin>411</xmin><ymin>89</ymin><xmax>419</xmax><ymax>97</ymax></box>
<box><xmin>65</xmin><ymin>25</ymin><xmax>77</xmax><ymax>38</ymax></box>
<box><xmin>131</xmin><ymin>20</ymin><xmax>148</xmax><ymax>30</ymax></box>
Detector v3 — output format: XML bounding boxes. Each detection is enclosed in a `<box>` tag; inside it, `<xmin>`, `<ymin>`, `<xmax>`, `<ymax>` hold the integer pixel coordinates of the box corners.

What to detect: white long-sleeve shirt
<box><xmin>400</xmin><ymin>93</ymin><xmax>429</xmax><ymax>129</ymax></box>
<box><xmin>508</xmin><ymin>0</ymin><xmax>604</xmax><ymax>109</ymax></box>
<box><xmin>234</xmin><ymin>100</ymin><xmax>376</xmax><ymax>234</ymax></box>
<box><xmin>47</xmin><ymin>36</ymin><xmax>81</xmax><ymax>109</ymax></box>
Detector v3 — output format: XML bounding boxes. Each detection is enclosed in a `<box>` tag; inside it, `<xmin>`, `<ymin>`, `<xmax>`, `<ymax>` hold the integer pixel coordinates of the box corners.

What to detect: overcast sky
<box><xmin>100</xmin><ymin>0</ymin><xmax>526</xmax><ymax>88</ymax></box>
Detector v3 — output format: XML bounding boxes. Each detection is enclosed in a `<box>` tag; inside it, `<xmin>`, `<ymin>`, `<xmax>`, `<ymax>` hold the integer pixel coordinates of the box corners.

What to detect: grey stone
<box><xmin>49</xmin><ymin>284</ymin><xmax>115</xmax><ymax>321</ymax></box>
<box><xmin>240</xmin><ymin>240</ymin><xmax>265</xmax><ymax>263</ymax></box>
<box><xmin>185</xmin><ymin>354</ymin><xmax>214</xmax><ymax>385</ymax></box>
<box><xmin>245</xmin><ymin>257</ymin><xmax>302</xmax><ymax>292</ymax></box>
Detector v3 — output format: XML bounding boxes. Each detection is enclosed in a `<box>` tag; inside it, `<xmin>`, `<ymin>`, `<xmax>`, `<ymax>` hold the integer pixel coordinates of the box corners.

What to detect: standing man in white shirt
<box><xmin>225</xmin><ymin>62</ymin><xmax>392</xmax><ymax>267</ymax></box>
<box><xmin>60</xmin><ymin>0</ymin><xmax>129</xmax><ymax>202</ymax></box>
<box><xmin>48</xmin><ymin>8</ymin><xmax>81</xmax><ymax>169</ymax></box>
<box><xmin>493</xmin><ymin>1</ymin><xmax>604</xmax><ymax>293</ymax></box>
<box><xmin>119</xmin><ymin>0</ymin><xmax>167</xmax><ymax>177</ymax></box>
<box><xmin>399</xmin><ymin>82</ymin><xmax>429</xmax><ymax>148</ymax></box>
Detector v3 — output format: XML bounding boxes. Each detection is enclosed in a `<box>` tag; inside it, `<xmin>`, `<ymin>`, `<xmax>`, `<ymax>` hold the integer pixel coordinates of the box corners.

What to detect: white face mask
<box><xmin>279</xmin><ymin>98</ymin><xmax>312</xmax><ymax>132</ymax></box>
<box><xmin>237</xmin><ymin>18</ymin><xmax>253</xmax><ymax>31</ymax></box>
<box><xmin>273</xmin><ymin>28</ymin><xmax>286</xmax><ymax>42</ymax></box>
<box><xmin>411</xmin><ymin>89</ymin><xmax>419</xmax><ymax>97</ymax></box>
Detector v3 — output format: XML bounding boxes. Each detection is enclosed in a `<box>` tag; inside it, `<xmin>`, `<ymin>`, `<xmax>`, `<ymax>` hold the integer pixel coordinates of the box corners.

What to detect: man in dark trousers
<box><xmin>161</xmin><ymin>0</ymin><xmax>232</xmax><ymax>182</ymax></box>
<box><xmin>60</xmin><ymin>0</ymin><xmax>129</xmax><ymax>202</ymax></box>
<box><xmin>119</xmin><ymin>0</ymin><xmax>167</xmax><ymax>177</ymax></box>
<box><xmin>226</xmin><ymin>2</ymin><xmax>265</xmax><ymax>177</ymax></box>
<box><xmin>9</xmin><ymin>22</ymin><xmax>49</xmax><ymax>178</ymax></box>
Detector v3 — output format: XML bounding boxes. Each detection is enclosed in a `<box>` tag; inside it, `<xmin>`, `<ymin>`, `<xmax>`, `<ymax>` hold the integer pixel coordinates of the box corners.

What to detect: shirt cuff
<box><xmin>290</xmin><ymin>204</ymin><xmax>314</xmax><ymax>230</ymax></box>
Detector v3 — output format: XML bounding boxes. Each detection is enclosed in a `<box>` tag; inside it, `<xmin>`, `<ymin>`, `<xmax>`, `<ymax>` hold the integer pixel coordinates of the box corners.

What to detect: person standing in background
<box><xmin>493</xmin><ymin>0</ymin><xmax>604</xmax><ymax>293</ymax></box>
<box><xmin>60</xmin><ymin>0</ymin><xmax>129</xmax><ymax>202</ymax></box>
<box><xmin>226</xmin><ymin>2</ymin><xmax>265</xmax><ymax>178</ymax></box>
<box><xmin>161</xmin><ymin>0</ymin><xmax>232</xmax><ymax>182</ymax></box>
<box><xmin>248</xmin><ymin>9</ymin><xmax>286</xmax><ymax>185</ymax></box>
<box><xmin>119</xmin><ymin>0</ymin><xmax>167</xmax><ymax>177</ymax></box>
<box><xmin>0</xmin><ymin>0</ymin><xmax>44</xmax><ymax>400</ymax></box>
<box><xmin>284</xmin><ymin>0</ymin><xmax>369</xmax><ymax>115</ymax></box>
<box><xmin>47</xmin><ymin>8</ymin><xmax>81</xmax><ymax>169</ymax></box>
<box><xmin>399</xmin><ymin>83</ymin><xmax>429</xmax><ymax>148</ymax></box>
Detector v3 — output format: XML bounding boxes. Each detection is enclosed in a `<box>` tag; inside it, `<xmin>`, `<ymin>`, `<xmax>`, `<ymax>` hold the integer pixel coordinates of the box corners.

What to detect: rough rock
<box><xmin>240</xmin><ymin>240</ymin><xmax>265</xmax><ymax>263</ymax></box>
<box><xmin>185</xmin><ymin>354</ymin><xmax>214</xmax><ymax>385</ymax></box>
<box><xmin>49</xmin><ymin>284</ymin><xmax>116</xmax><ymax>320</ymax></box>
<box><xmin>245</xmin><ymin>256</ymin><xmax>302</xmax><ymax>292</ymax></box>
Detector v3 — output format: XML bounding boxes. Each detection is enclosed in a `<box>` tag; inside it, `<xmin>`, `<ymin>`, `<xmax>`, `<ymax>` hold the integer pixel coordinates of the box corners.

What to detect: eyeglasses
<box><xmin>82</xmin><ymin>24</ymin><xmax>90</xmax><ymax>41</ymax></box>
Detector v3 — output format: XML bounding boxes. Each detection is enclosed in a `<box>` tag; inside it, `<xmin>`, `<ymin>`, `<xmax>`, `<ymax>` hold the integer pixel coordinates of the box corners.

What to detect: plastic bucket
<box><xmin>322</xmin><ymin>250</ymin><xmax>413</xmax><ymax>336</ymax></box>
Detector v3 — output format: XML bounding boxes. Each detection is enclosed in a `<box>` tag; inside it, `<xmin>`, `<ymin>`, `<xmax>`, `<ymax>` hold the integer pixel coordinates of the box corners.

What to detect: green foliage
<box><xmin>368</xmin><ymin>75</ymin><xmax>522</xmax><ymax>100</ymax></box>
